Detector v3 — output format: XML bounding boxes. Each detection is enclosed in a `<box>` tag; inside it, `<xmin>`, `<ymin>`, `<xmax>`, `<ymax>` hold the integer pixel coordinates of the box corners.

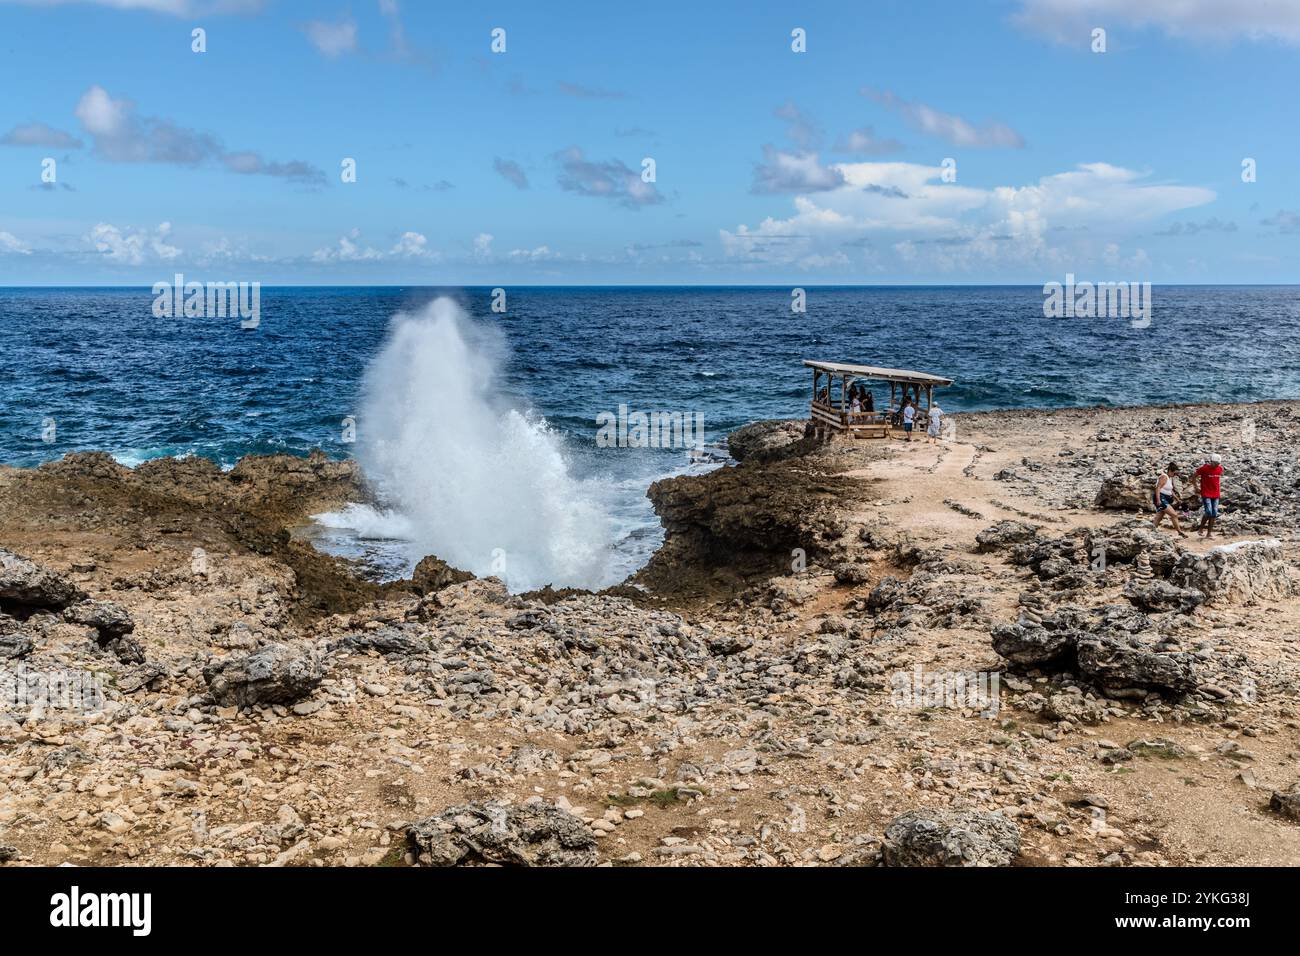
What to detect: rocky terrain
<box><xmin>1</xmin><ymin>400</ymin><xmax>1298</xmax><ymax>867</ymax></box>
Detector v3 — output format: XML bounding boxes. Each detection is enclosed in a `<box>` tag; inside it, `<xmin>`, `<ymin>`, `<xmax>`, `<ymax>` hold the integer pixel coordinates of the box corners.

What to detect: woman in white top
<box><xmin>1151</xmin><ymin>462</ymin><xmax>1188</xmax><ymax>537</ymax></box>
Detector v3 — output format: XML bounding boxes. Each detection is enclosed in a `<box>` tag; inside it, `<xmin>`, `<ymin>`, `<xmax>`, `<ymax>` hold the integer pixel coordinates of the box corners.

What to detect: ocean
<box><xmin>2</xmin><ymin>285</ymin><xmax>1297</xmax><ymax>588</ymax></box>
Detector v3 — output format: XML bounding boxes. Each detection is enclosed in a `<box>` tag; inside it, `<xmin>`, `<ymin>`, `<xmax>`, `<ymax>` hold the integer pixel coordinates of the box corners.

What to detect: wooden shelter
<box><xmin>804</xmin><ymin>359</ymin><xmax>953</xmax><ymax>439</ymax></box>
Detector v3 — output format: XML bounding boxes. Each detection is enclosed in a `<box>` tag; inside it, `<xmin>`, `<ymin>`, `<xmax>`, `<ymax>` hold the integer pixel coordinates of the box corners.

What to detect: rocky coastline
<box><xmin>2</xmin><ymin>400</ymin><xmax>1299</xmax><ymax>867</ymax></box>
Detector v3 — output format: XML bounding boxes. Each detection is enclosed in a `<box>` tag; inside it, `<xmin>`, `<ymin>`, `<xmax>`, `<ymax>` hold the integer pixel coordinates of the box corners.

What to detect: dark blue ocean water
<box><xmin>2</xmin><ymin>286</ymin><xmax>1297</xmax><ymax>584</ymax></box>
<box><xmin>3</xmin><ymin>285</ymin><xmax>1297</xmax><ymax>469</ymax></box>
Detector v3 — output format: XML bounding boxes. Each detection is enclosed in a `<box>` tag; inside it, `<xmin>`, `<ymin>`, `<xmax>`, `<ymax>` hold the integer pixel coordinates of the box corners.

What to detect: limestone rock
<box><xmin>1122</xmin><ymin>579</ymin><xmax>1205</xmax><ymax>614</ymax></box>
<box><xmin>1075</xmin><ymin>633</ymin><xmax>1200</xmax><ymax>696</ymax></box>
<box><xmin>410</xmin><ymin>555</ymin><xmax>474</xmax><ymax>595</ymax></box>
<box><xmin>1170</xmin><ymin>539</ymin><xmax>1299</xmax><ymax>605</ymax></box>
<box><xmin>0</xmin><ymin>548</ymin><xmax>84</xmax><ymax>611</ymax></box>
<box><xmin>406</xmin><ymin>801</ymin><xmax>597</xmax><ymax>867</ymax></box>
<box><xmin>975</xmin><ymin>520</ymin><xmax>1040</xmax><ymax>553</ymax></box>
<box><xmin>203</xmin><ymin>642</ymin><xmax>324</xmax><ymax>707</ymax></box>
<box><xmin>883</xmin><ymin>809</ymin><xmax>1020</xmax><ymax>867</ymax></box>
<box><xmin>1095</xmin><ymin>474</ymin><xmax>1151</xmax><ymax>511</ymax></box>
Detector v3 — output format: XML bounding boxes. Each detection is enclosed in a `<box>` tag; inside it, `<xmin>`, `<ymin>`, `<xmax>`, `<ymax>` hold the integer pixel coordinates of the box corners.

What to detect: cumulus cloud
<box><xmin>0</xmin><ymin>121</ymin><xmax>83</xmax><ymax>148</ymax></box>
<box><xmin>506</xmin><ymin>244</ymin><xmax>557</xmax><ymax>261</ymax></box>
<box><xmin>311</xmin><ymin>228</ymin><xmax>437</xmax><ymax>262</ymax></box>
<box><xmin>493</xmin><ymin>158</ymin><xmax>529</xmax><ymax>190</ymax></box>
<box><xmin>555</xmin><ymin>147</ymin><xmax>663</xmax><ymax>208</ymax></box>
<box><xmin>1013</xmin><ymin>0</ymin><xmax>1300</xmax><ymax>45</ymax></box>
<box><xmin>72</xmin><ymin>85</ymin><xmax>324</xmax><ymax>184</ymax></box>
<box><xmin>86</xmin><ymin>221</ymin><xmax>181</xmax><ymax>265</ymax></box>
<box><xmin>751</xmin><ymin>145</ymin><xmax>845</xmax><ymax>194</ymax></box>
<box><xmin>723</xmin><ymin>160</ymin><xmax>1214</xmax><ymax>273</ymax></box>
<box><xmin>864</xmin><ymin>89</ymin><xmax>1025</xmax><ymax>148</ymax></box>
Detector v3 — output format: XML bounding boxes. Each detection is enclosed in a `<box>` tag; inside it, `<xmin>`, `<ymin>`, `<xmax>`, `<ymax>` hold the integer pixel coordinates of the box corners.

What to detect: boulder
<box><xmin>330</xmin><ymin>625</ymin><xmax>430</xmax><ymax>657</ymax></box>
<box><xmin>883</xmin><ymin>809</ymin><xmax>1020</xmax><ymax>867</ymax></box>
<box><xmin>0</xmin><ymin>615</ymin><xmax>33</xmax><ymax>659</ymax></box>
<box><xmin>832</xmin><ymin>562</ymin><xmax>872</xmax><ymax>586</ymax></box>
<box><xmin>727</xmin><ymin>419</ymin><xmax>809</xmax><ymax>463</ymax></box>
<box><xmin>1075</xmin><ymin>633</ymin><xmax>1200</xmax><ymax>697</ymax></box>
<box><xmin>990</xmin><ymin>621</ymin><xmax>1078</xmax><ymax>667</ymax></box>
<box><xmin>64</xmin><ymin>599</ymin><xmax>143</xmax><ymax>663</ymax></box>
<box><xmin>203</xmin><ymin>642</ymin><xmax>324</xmax><ymax>707</ymax></box>
<box><xmin>63</xmin><ymin>598</ymin><xmax>135</xmax><ymax>638</ymax></box>
<box><xmin>1269</xmin><ymin>787</ymin><xmax>1300</xmax><ymax>822</ymax></box>
<box><xmin>406</xmin><ymin>800</ymin><xmax>597</xmax><ymax>867</ymax></box>
<box><xmin>975</xmin><ymin>520</ymin><xmax>1040</xmax><ymax>553</ymax></box>
<box><xmin>1170</xmin><ymin>539</ymin><xmax>1299</xmax><ymax>605</ymax></box>
<box><xmin>1122</xmin><ymin>579</ymin><xmax>1206</xmax><ymax>614</ymax></box>
<box><xmin>1095</xmin><ymin>474</ymin><xmax>1151</xmax><ymax>511</ymax></box>
<box><xmin>707</xmin><ymin>634</ymin><xmax>753</xmax><ymax>656</ymax></box>
<box><xmin>0</xmin><ymin>549</ymin><xmax>84</xmax><ymax>612</ymax></box>
<box><xmin>410</xmin><ymin>555</ymin><xmax>474</xmax><ymax>595</ymax></box>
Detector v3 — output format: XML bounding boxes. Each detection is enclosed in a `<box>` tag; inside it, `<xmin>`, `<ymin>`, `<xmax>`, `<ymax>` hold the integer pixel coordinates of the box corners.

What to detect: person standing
<box><xmin>901</xmin><ymin>400</ymin><xmax>915</xmax><ymax>441</ymax></box>
<box><xmin>926</xmin><ymin>403</ymin><xmax>944</xmax><ymax>444</ymax></box>
<box><xmin>1151</xmin><ymin>463</ymin><xmax>1188</xmax><ymax>537</ymax></box>
<box><xmin>1195</xmin><ymin>454</ymin><xmax>1226</xmax><ymax>538</ymax></box>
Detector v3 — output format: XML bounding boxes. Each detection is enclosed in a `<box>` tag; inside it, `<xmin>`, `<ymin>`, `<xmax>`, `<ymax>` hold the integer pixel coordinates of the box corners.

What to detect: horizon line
<box><xmin>3</xmin><ymin>281</ymin><xmax>1299</xmax><ymax>290</ymax></box>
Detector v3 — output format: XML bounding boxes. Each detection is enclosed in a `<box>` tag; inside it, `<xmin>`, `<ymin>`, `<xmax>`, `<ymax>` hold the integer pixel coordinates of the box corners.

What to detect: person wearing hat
<box><xmin>1194</xmin><ymin>454</ymin><xmax>1226</xmax><ymax>538</ymax></box>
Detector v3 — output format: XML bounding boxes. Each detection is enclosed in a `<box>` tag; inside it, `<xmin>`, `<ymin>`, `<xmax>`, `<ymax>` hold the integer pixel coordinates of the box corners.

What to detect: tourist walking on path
<box><xmin>1195</xmin><ymin>454</ymin><xmax>1226</xmax><ymax>538</ymax></box>
<box><xmin>926</xmin><ymin>404</ymin><xmax>944</xmax><ymax>444</ymax></box>
<box><xmin>1151</xmin><ymin>463</ymin><xmax>1189</xmax><ymax>537</ymax></box>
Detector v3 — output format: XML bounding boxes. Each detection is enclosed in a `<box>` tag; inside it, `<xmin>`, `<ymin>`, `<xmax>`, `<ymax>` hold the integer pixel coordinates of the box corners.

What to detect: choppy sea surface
<box><xmin>2</xmin><ymin>285</ymin><xmax>1297</xmax><ymax>584</ymax></box>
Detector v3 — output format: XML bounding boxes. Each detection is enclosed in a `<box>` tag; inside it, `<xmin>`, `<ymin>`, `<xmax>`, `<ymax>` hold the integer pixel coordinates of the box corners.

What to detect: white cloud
<box><xmin>723</xmin><ymin>160</ymin><xmax>1215</xmax><ymax>273</ymax></box>
<box><xmin>311</xmin><ymin>228</ymin><xmax>437</xmax><ymax>262</ymax></box>
<box><xmin>4</xmin><ymin>0</ymin><xmax>193</xmax><ymax>12</ymax></box>
<box><xmin>86</xmin><ymin>221</ymin><xmax>181</xmax><ymax>265</ymax></box>
<box><xmin>75</xmin><ymin>85</ymin><xmax>131</xmax><ymax>140</ymax></box>
<box><xmin>751</xmin><ymin>146</ymin><xmax>845</xmax><ymax>194</ymax></box>
<box><xmin>72</xmin><ymin>85</ymin><xmax>324</xmax><ymax>183</ymax></box>
<box><xmin>1014</xmin><ymin>0</ymin><xmax>1300</xmax><ymax>45</ymax></box>
<box><xmin>833</xmin><ymin>126</ymin><xmax>903</xmax><ymax>156</ymax></box>
<box><xmin>391</xmin><ymin>231</ymin><xmax>436</xmax><ymax>258</ymax></box>
<box><xmin>864</xmin><ymin>89</ymin><xmax>1025</xmax><ymax>148</ymax></box>
<box><xmin>0</xmin><ymin>231</ymin><xmax>31</xmax><ymax>255</ymax></box>
<box><xmin>507</xmin><ymin>244</ymin><xmax>557</xmax><ymax>261</ymax></box>
<box><xmin>472</xmin><ymin>233</ymin><xmax>494</xmax><ymax>259</ymax></box>
<box><xmin>304</xmin><ymin>17</ymin><xmax>358</xmax><ymax>57</ymax></box>
<box><xmin>554</xmin><ymin>147</ymin><xmax>663</xmax><ymax>208</ymax></box>
<box><xmin>0</xmin><ymin>121</ymin><xmax>83</xmax><ymax>148</ymax></box>
<box><xmin>0</xmin><ymin>1</ymin><xmax>265</xmax><ymax>14</ymax></box>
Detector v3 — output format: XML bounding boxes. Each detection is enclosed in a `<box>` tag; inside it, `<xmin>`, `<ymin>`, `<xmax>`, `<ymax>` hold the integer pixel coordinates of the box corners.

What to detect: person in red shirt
<box><xmin>1194</xmin><ymin>454</ymin><xmax>1225</xmax><ymax>538</ymax></box>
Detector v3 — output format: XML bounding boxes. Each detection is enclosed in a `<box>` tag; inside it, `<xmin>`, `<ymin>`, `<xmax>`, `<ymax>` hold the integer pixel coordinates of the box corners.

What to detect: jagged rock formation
<box><xmin>883</xmin><ymin>809</ymin><xmax>1021</xmax><ymax>867</ymax></box>
<box><xmin>202</xmin><ymin>642</ymin><xmax>324</xmax><ymax>707</ymax></box>
<box><xmin>1170</xmin><ymin>540</ymin><xmax>1299</xmax><ymax>605</ymax></box>
<box><xmin>406</xmin><ymin>800</ymin><xmax>597</xmax><ymax>867</ymax></box>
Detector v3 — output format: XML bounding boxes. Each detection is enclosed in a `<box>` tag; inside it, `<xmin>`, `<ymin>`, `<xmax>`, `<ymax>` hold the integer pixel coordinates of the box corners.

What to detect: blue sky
<box><xmin>1</xmin><ymin>0</ymin><xmax>1298</xmax><ymax>284</ymax></box>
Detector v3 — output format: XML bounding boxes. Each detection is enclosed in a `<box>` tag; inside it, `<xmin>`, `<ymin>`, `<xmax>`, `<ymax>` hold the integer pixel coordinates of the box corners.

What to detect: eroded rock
<box><xmin>883</xmin><ymin>808</ymin><xmax>1020</xmax><ymax>867</ymax></box>
<box><xmin>203</xmin><ymin>642</ymin><xmax>324</xmax><ymax>707</ymax></box>
<box><xmin>406</xmin><ymin>800</ymin><xmax>597</xmax><ymax>867</ymax></box>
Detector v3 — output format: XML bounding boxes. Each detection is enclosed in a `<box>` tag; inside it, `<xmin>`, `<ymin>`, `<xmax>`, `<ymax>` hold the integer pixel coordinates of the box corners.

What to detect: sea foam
<box><xmin>336</xmin><ymin>297</ymin><xmax>618</xmax><ymax>592</ymax></box>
